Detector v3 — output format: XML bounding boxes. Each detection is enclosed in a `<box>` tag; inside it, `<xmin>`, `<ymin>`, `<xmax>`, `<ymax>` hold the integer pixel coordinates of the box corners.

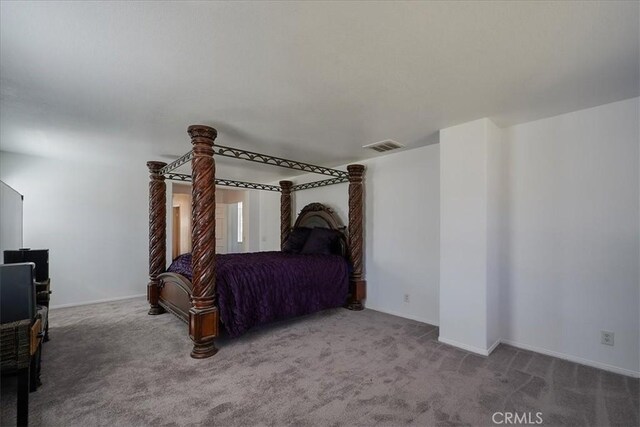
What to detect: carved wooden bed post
<box><xmin>188</xmin><ymin>125</ymin><xmax>219</xmax><ymax>359</ymax></box>
<box><xmin>147</xmin><ymin>161</ymin><xmax>167</xmax><ymax>315</ymax></box>
<box><xmin>280</xmin><ymin>180</ymin><xmax>293</xmax><ymax>249</ymax></box>
<box><xmin>347</xmin><ymin>164</ymin><xmax>366</xmax><ymax>310</ymax></box>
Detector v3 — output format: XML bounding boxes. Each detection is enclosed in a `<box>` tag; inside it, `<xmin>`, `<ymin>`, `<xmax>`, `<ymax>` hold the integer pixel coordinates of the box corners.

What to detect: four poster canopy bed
<box><xmin>146</xmin><ymin>125</ymin><xmax>366</xmax><ymax>359</ymax></box>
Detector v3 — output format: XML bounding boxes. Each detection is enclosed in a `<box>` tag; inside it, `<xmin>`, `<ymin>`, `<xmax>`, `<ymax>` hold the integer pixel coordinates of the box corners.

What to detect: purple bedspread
<box><xmin>167</xmin><ymin>252</ymin><xmax>349</xmax><ymax>337</ymax></box>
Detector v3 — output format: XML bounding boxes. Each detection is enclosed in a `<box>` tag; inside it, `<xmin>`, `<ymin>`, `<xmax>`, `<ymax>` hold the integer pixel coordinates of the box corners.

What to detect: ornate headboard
<box><xmin>293</xmin><ymin>203</ymin><xmax>347</xmax><ymax>257</ymax></box>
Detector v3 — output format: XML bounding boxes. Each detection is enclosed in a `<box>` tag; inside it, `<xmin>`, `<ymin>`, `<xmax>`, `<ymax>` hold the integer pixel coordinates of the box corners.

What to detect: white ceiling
<box><xmin>1</xmin><ymin>1</ymin><xmax>638</xmax><ymax>182</ymax></box>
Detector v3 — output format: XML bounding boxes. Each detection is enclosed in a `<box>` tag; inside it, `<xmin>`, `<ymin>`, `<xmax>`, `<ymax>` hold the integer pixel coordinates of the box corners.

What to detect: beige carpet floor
<box><xmin>1</xmin><ymin>297</ymin><xmax>638</xmax><ymax>426</ymax></box>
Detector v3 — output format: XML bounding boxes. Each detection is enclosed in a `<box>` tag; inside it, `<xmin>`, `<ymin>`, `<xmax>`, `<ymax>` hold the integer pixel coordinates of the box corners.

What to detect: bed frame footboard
<box><xmin>157</xmin><ymin>272</ymin><xmax>220</xmax><ymax>351</ymax></box>
<box><xmin>157</xmin><ymin>272</ymin><xmax>193</xmax><ymax>323</ymax></box>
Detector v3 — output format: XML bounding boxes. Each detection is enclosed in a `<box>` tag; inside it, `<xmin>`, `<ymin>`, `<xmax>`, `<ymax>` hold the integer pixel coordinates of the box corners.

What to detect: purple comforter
<box><xmin>167</xmin><ymin>252</ymin><xmax>349</xmax><ymax>337</ymax></box>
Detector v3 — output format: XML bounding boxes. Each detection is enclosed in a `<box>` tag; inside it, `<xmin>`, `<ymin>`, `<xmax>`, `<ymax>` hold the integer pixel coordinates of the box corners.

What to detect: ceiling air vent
<box><xmin>362</xmin><ymin>139</ymin><xmax>404</xmax><ymax>153</ymax></box>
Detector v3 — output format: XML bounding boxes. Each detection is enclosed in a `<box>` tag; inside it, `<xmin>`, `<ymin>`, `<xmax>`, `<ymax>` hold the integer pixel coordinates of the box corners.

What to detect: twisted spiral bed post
<box><xmin>347</xmin><ymin>164</ymin><xmax>366</xmax><ymax>311</ymax></box>
<box><xmin>280</xmin><ymin>180</ymin><xmax>293</xmax><ymax>249</ymax></box>
<box><xmin>188</xmin><ymin>125</ymin><xmax>220</xmax><ymax>359</ymax></box>
<box><xmin>147</xmin><ymin>161</ymin><xmax>167</xmax><ymax>315</ymax></box>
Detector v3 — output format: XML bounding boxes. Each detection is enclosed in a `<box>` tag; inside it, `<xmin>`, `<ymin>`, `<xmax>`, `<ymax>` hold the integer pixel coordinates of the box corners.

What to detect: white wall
<box><xmin>438</xmin><ymin>98</ymin><xmax>639</xmax><ymax>376</ymax></box>
<box><xmin>0</xmin><ymin>152</ymin><xmax>148</xmax><ymax>307</ymax></box>
<box><xmin>502</xmin><ymin>98</ymin><xmax>639</xmax><ymax>376</ymax></box>
<box><xmin>259</xmin><ymin>145</ymin><xmax>441</xmax><ymax>325</ymax></box>
<box><xmin>362</xmin><ymin>146</ymin><xmax>440</xmax><ymax>325</ymax></box>
<box><xmin>439</xmin><ymin>118</ymin><xmax>503</xmax><ymax>354</ymax></box>
<box><xmin>0</xmin><ymin>181</ymin><xmax>23</xmax><ymax>254</ymax></box>
<box><xmin>259</xmin><ymin>191</ymin><xmax>280</xmax><ymax>252</ymax></box>
<box><xmin>486</xmin><ymin>120</ymin><xmax>507</xmax><ymax>350</ymax></box>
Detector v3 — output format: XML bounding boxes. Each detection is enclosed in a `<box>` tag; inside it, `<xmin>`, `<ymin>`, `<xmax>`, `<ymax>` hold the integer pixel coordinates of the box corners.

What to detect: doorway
<box><xmin>171</xmin><ymin>184</ymin><xmax>192</xmax><ymax>259</ymax></box>
<box><xmin>171</xmin><ymin>185</ymin><xmax>250</xmax><ymax>256</ymax></box>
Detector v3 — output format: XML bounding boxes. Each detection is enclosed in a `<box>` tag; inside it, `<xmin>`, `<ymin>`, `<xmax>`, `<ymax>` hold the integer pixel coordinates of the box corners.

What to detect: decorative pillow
<box><xmin>301</xmin><ymin>227</ymin><xmax>343</xmax><ymax>255</ymax></box>
<box><xmin>282</xmin><ymin>227</ymin><xmax>312</xmax><ymax>253</ymax></box>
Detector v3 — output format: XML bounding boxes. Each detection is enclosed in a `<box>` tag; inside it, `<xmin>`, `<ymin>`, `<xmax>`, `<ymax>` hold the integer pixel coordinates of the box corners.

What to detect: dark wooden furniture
<box><xmin>1</xmin><ymin>263</ymin><xmax>46</xmax><ymax>427</ymax></box>
<box><xmin>147</xmin><ymin>125</ymin><xmax>366</xmax><ymax>358</ymax></box>
<box><xmin>292</xmin><ymin>202</ymin><xmax>348</xmax><ymax>255</ymax></box>
<box><xmin>35</xmin><ymin>279</ymin><xmax>51</xmax><ymax>341</ymax></box>
<box><xmin>1</xmin><ymin>320</ymin><xmax>33</xmax><ymax>427</ymax></box>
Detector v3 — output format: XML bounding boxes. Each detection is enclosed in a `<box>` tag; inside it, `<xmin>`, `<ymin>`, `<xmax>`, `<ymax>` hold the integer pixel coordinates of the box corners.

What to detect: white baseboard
<box><xmin>439</xmin><ymin>336</ymin><xmax>638</xmax><ymax>377</ymax></box>
<box><xmin>50</xmin><ymin>294</ymin><xmax>146</xmax><ymax>310</ymax></box>
<box><xmin>501</xmin><ymin>338</ymin><xmax>640</xmax><ymax>379</ymax></box>
<box><xmin>438</xmin><ymin>336</ymin><xmax>498</xmax><ymax>356</ymax></box>
<box><xmin>366</xmin><ymin>305</ymin><xmax>438</xmax><ymax>327</ymax></box>
<box><xmin>487</xmin><ymin>338</ymin><xmax>501</xmax><ymax>355</ymax></box>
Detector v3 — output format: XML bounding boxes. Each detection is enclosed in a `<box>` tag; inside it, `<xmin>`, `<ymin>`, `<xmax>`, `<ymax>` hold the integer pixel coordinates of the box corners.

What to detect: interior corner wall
<box><xmin>0</xmin><ymin>151</ymin><xmax>149</xmax><ymax>307</ymax></box>
<box><xmin>258</xmin><ymin>144</ymin><xmax>441</xmax><ymax>325</ymax></box>
<box><xmin>502</xmin><ymin>97</ymin><xmax>640</xmax><ymax>376</ymax></box>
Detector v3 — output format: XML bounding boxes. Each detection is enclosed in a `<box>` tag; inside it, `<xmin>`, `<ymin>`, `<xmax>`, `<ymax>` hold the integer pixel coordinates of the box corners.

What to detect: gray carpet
<box><xmin>1</xmin><ymin>297</ymin><xmax>638</xmax><ymax>426</ymax></box>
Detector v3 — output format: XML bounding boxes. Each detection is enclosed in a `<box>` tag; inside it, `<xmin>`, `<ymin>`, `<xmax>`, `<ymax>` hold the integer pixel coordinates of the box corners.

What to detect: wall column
<box><xmin>147</xmin><ymin>161</ymin><xmax>167</xmax><ymax>315</ymax></box>
<box><xmin>439</xmin><ymin>118</ymin><xmax>503</xmax><ymax>356</ymax></box>
<box><xmin>279</xmin><ymin>180</ymin><xmax>293</xmax><ymax>249</ymax></box>
<box><xmin>347</xmin><ymin>164</ymin><xmax>366</xmax><ymax>310</ymax></box>
<box><xmin>188</xmin><ymin>125</ymin><xmax>219</xmax><ymax>359</ymax></box>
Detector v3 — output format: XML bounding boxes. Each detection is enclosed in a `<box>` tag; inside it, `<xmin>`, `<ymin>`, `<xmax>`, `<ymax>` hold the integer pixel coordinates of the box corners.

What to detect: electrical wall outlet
<box><xmin>404</xmin><ymin>294</ymin><xmax>410</xmax><ymax>303</ymax></box>
<box><xmin>601</xmin><ymin>331</ymin><xmax>614</xmax><ymax>346</ymax></box>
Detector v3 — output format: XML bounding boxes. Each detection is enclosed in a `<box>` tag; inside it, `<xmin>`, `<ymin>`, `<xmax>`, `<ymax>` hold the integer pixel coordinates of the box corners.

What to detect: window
<box><xmin>237</xmin><ymin>201</ymin><xmax>243</xmax><ymax>243</ymax></box>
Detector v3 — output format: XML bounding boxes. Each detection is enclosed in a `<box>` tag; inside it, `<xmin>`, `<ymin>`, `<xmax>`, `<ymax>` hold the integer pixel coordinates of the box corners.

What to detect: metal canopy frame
<box><xmin>166</xmin><ymin>173</ymin><xmax>281</xmax><ymax>192</ymax></box>
<box><xmin>161</xmin><ymin>143</ymin><xmax>348</xmax><ymax>192</ymax></box>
